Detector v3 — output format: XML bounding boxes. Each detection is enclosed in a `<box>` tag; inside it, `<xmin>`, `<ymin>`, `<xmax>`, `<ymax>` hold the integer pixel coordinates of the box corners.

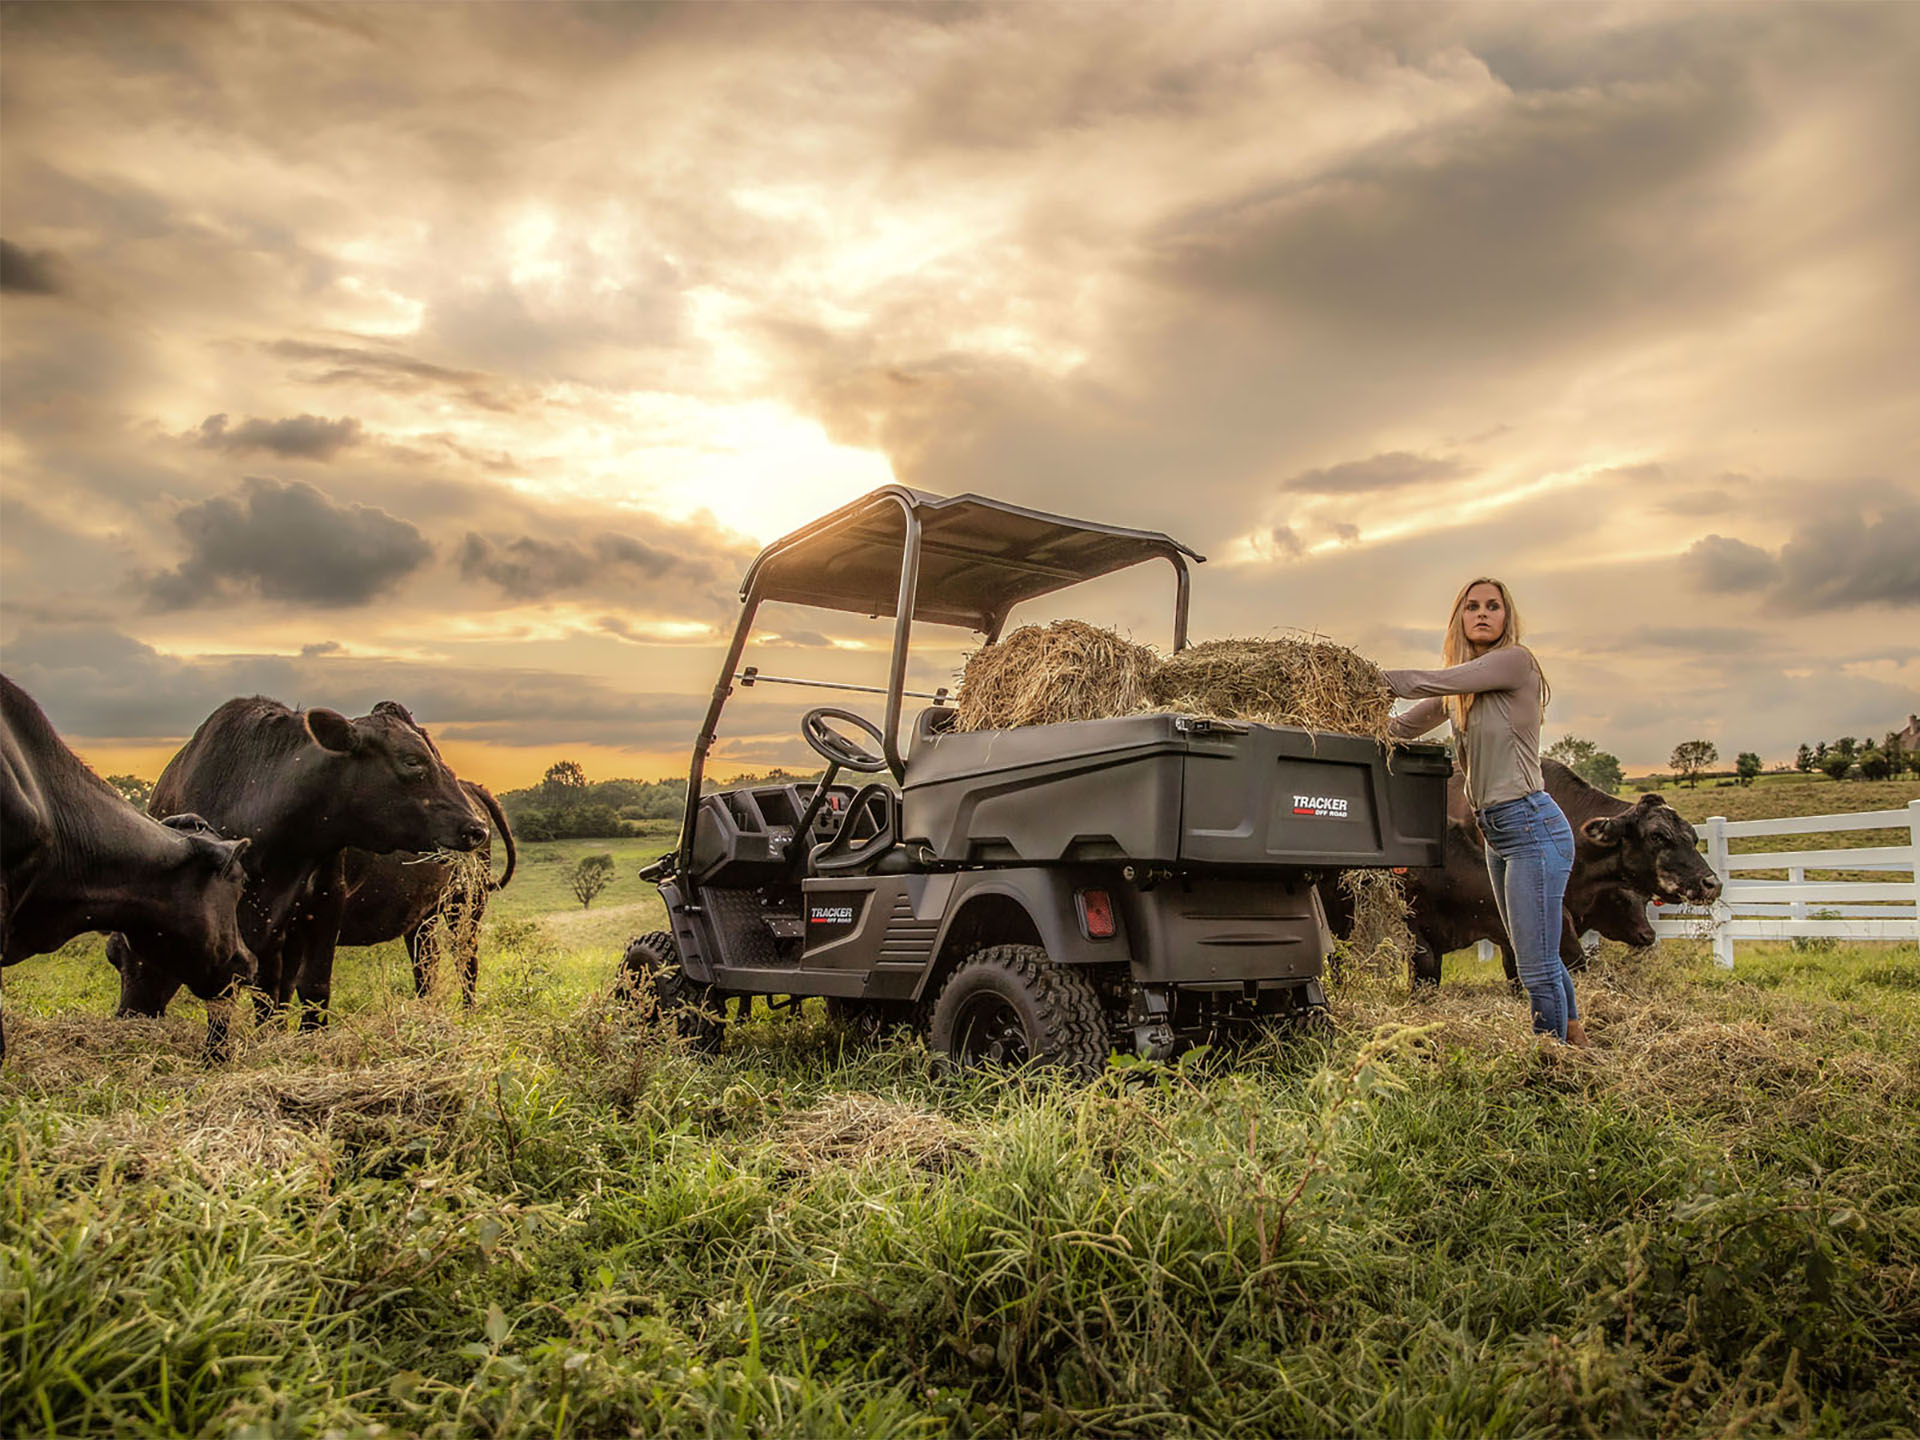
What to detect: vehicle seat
<box><xmin>810</xmin><ymin>783</ymin><xmax>909</xmax><ymax>876</ymax></box>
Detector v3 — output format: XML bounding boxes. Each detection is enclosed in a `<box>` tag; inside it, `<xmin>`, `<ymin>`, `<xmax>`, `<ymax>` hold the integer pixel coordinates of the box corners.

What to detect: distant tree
<box><xmin>1820</xmin><ymin>752</ymin><xmax>1853</xmax><ymax>782</ymax></box>
<box><xmin>1545</xmin><ymin>736</ymin><xmax>1624</xmax><ymax>793</ymax></box>
<box><xmin>1814</xmin><ymin>740</ymin><xmax>1828</xmax><ymax>764</ymax></box>
<box><xmin>543</xmin><ymin>760</ymin><xmax>588</xmax><ymax>791</ymax></box>
<box><xmin>1794</xmin><ymin>743</ymin><xmax>1814</xmax><ymax>774</ymax></box>
<box><xmin>106</xmin><ymin>774</ymin><xmax>153</xmax><ymax>808</ymax></box>
<box><xmin>1886</xmin><ymin>731</ymin><xmax>1908</xmax><ymax>774</ymax></box>
<box><xmin>1857</xmin><ymin>744</ymin><xmax>1892</xmax><ymax>782</ymax></box>
<box><xmin>570</xmin><ymin>853</ymin><xmax>616</xmax><ymax>909</ymax></box>
<box><xmin>1669</xmin><ymin>740</ymin><xmax>1718</xmax><ymax>789</ymax></box>
<box><xmin>1833</xmin><ymin>736</ymin><xmax>1859</xmax><ymax>762</ymax></box>
<box><xmin>1735</xmin><ymin>751</ymin><xmax>1763</xmax><ymax>786</ymax></box>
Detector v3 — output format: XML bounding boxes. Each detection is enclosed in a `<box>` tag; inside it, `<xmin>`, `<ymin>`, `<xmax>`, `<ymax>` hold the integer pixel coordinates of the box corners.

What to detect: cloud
<box><xmin>0</xmin><ymin>238</ymin><xmax>65</xmax><ymax>295</ymax></box>
<box><xmin>1282</xmin><ymin>451</ymin><xmax>1466</xmax><ymax>494</ymax></box>
<box><xmin>1266</xmin><ymin>525</ymin><xmax>1306</xmax><ymax>559</ymax></box>
<box><xmin>198</xmin><ymin>412</ymin><xmax>364</xmax><ymax>460</ymax></box>
<box><xmin>1778</xmin><ymin>505</ymin><xmax>1920</xmax><ymax>609</ymax></box>
<box><xmin>1685</xmin><ymin>534</ymin><xmax>1778</xmax><ymax>593</ymax></box>
<box><xmin>459</xmin><ymin>530</ymin><xmax>717</xmax><ymax>601</ymax></box>
<box><xmin>264</xmin><ymin>340</ymin><xmax>516</xmax><ymax>412</ymax></box>
<box><xmin>145</xmin><ymin>477</ymin><xmax>432</xmax><ymax>610</ymax></box>
<box><xmin>1686</xmin><ymin>507</ymin><xmax>1920</xmax><ymax>609</ymax></box>
<box><xmin>4</xmin><ymin>623</ymin><xmax>710</xmax><ymax>751</ymax></box>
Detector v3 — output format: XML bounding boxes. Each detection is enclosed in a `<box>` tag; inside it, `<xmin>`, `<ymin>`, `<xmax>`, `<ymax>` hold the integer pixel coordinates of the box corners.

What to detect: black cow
<box><xmin>335</xmin><ymin>780</ymin><xmax>517</xmax><ymax>1004</ymax></box>
<box><xmin>1323</xmin><ymin>760</ymin><xmax>1722</xmax><ymax>986</ymax></box>
<box><xmin>1400</xmin><ymin>761</ymin><xmax>1722</xmax><ymax>985</ymax></box>
<box><xmin>112</xmin><ymin>696</ymin><xmax>488</xmax><ymax>1029</ymax></box>
<box><xmin>1</xmin><ymin>675</ymin><xmax>253</xmax><ymax>1061</ymax></box>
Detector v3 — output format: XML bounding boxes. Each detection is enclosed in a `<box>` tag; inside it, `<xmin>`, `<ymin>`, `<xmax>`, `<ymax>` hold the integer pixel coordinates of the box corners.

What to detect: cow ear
<box><xmin>307</xmin><ymin>707</ymin><xmax>359</xmax><ymax>753</ymax></box>
<box><xmin>222</xmin><ymin>837</ymin><xmax>251</xmax><ymax>875</ymax></box>
<box><xmin>1581</xmin><ymin>815</ymin><xmax>1622</xmax><ymax>848</ymax></box>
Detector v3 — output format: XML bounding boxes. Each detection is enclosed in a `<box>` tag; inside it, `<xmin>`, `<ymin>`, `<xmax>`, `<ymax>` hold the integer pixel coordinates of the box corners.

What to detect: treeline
<box><xmin>1792</xmin><ymin>733</ymin><xmax>1919</xmax><ymax>783</ymax></box>
<box><xmin>496</xmin><ymin>761</ymin><xmax>813</xmax><ymax>841</ymax></box>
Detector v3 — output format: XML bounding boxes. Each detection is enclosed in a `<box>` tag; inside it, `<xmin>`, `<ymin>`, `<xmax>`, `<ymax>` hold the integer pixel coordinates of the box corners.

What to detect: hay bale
<box><xmin>1147</xmin><ymin>635</ymin><xmax>1394</xmax><ymax>741</ymax></box>
<box><xmin>953</xmin><ymin>619</ymin><xmax>1159</xmax><ymax>732</ymax></box>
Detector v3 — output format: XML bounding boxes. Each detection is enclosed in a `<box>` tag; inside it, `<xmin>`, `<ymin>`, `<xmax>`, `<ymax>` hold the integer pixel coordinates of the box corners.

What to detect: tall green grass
<box><xmin>5</xmin><ymin>932</ymin><xmax>1918</xmax><ymax>1437</ymax></box>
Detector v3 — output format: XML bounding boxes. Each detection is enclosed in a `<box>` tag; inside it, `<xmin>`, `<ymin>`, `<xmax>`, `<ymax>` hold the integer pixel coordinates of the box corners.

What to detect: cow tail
<box><xmin>470</xmin><ymin>783</ymin><xmax>516</xmax><ymax>890</ymax></box>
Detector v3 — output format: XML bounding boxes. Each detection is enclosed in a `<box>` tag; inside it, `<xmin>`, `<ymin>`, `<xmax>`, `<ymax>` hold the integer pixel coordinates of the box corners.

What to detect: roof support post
<box><xmin>678</xmin><ymin>588</ymin><xmax>763</xmax><ymax>872</ymax></box>
<box><xmin>883</xmin><ymin>500</ymin><xmax>923</xmax><ymax>782</ymax></box>
<box><xmin>1170</xmin><ymin>555</ymin><xmax>1192</xmax><ymax>652</ymax></box>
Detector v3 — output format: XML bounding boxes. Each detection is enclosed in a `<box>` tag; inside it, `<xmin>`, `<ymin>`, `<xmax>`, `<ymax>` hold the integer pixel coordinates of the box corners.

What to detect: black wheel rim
<box><xmin>952</xmin><ymin>992</ymin><xmax>1031</xmax><ymax>1067</ymax></box>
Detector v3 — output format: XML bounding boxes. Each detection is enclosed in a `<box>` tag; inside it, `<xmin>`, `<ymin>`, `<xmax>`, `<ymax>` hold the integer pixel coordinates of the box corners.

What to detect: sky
<box><xmin>2</xmin><ymin>1</ymin><xmax>1915</xmax><ymax>791</ymax></box>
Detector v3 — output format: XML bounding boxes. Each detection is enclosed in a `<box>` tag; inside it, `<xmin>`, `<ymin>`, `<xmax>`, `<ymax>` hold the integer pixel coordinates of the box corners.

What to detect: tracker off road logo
<box><xmin>1292</xmin><ymin>794</ymin><xmax>1350</xmax><ymax>818</ymax></box>
<box><xmin>809</xmin><ymin>905</ymin><xmax>856</xmax><ymax>925</ymax></box>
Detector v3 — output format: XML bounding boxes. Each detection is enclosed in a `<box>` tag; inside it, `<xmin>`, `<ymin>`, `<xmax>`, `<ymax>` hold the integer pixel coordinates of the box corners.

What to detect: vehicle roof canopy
<box><xmin>738</xmin><ymin>485</ymin><xmax>1203</xmax><ymax>632</ymax></box>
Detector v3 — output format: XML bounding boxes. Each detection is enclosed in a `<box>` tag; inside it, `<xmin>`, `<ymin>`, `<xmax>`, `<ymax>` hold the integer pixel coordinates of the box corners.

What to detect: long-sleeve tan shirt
<box><xmin>1385</xmin><ymin>645</ymin><xmax>1543</xmax><ymax>809</ymax></box>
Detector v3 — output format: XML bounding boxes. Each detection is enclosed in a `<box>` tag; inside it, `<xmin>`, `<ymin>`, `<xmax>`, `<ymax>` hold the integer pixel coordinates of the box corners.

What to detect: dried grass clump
<box><xmin>1335</xmin><ymin>869</ymin><xmax>1415</xmax><ymax>978</ymax></box>
<box><xmin>1147</xmin><ymin>635</ymin><xmax>1394</xmax><ymax>742</ymax></box>
<box><xmin>42</xmin><ymin>1057</ymin><xmax>469</xmax><ymax>1185</ymax></box>
<box><xmin>411</xmin><ymin>849</ymin><xmax>492</xmax><ymax>1000</ymax></box>
<box><xmin>778</xmin><ymin>1092</ymin><xmax>973</xmax><ymax>1175</ymax></box>
<box><xmin>953</xmin><ymin>620</ymin><xmax>1159</xmax><ymax>732</ymax></box>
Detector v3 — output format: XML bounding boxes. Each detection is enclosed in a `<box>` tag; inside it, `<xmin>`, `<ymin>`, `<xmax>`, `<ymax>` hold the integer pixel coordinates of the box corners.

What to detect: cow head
<box><xmin>304</xmin><ymin>700</ymin><xmax>489</xmax><ymax>855</ymax></box>
<box><xmin>109</xmin><ymin>827</ymin><xmax>256</xmax><ymax>1003</ymax></box>
<box><xmin>1579</xmin><ymin>794</ymin><xmax>1722</xmax><ymax>904</ymax></box>
<box><xmin>1578</xmin><ymin>883</ymin><xmax>1659</xmax><ymax>950</ymax></box>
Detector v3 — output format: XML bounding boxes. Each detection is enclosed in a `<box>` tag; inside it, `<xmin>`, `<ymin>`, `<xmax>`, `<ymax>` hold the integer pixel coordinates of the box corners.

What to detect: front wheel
<box><xmin>619</xmin><ymin>931</ymin><xmax>723</xmax><ymax>1053</ymax></box>
<box><xmin>928</xmin><ymin>945</ymin><xmax>1108</xmax><ymax>1079</ymax></box>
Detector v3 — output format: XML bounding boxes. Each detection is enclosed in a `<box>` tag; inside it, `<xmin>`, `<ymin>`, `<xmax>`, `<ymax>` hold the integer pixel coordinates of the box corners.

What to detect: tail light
<box><xmin>1076</xmin><ymin>888</ymin><xmax>1117</xmax><ymax>940</ymax></box>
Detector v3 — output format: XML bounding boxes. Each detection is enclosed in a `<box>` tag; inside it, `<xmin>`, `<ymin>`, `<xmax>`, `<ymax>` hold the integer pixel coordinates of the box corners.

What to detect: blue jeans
<box><xmin>1478</xmin><ymin>791</ymin><xmax>1578</xmax><ymax>1039</ymax></box>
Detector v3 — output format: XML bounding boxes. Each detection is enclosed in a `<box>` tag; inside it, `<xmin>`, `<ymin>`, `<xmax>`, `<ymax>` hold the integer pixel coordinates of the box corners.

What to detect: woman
<box><xmin>1384</xmin><ymin>578</ymin><xmax>1588</xmax><ymax>1047</ymax></box>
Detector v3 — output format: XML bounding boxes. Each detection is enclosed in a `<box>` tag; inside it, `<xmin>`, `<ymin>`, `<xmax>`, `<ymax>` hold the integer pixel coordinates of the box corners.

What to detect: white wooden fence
<box><xmin>1648</xmin><ymin>798</ymin><xmax>1920</xmax><ymax>968</ymax></box>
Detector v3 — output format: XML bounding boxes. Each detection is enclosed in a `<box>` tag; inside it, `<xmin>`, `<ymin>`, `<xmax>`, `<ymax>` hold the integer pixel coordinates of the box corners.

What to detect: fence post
<box><xmin>1475</xmin><ymin>940</ymin><xmax>1495</xmax><ymax>963</ymax></box>
<box><xmin>1789</xmin><ymin>867</ymin><xmax>1806</xmax><ymax>923</ymax></box>
<box><xmin>1909</xmin><ymin>800</ymin><xmax>1920</xmax><ymax>943</ymax></box>
<box><xmin>1706</xmin><ymin>815</ymin><xmax>1733</xmax><ymax>969</ymax></box>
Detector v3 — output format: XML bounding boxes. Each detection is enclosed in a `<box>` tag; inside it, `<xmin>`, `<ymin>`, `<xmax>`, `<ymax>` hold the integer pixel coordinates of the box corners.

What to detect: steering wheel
<box><xmin>802</xmin><ymin>707</ymin><xmax>890</xmax><ymax>774</ymax></box>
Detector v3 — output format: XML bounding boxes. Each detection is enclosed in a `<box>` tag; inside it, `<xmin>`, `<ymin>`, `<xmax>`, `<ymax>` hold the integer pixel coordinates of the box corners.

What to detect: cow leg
<box><xmin>458</xmin><ymin>933</ymin><xmax>479</xmax><ymax>1007</ymax></box>
<box><xmin>289</xmin><ymin>876</ymin><xmax>346</xmax><ymax>1032</ymax></box>
<box><xmin>1408</xmin><ymin>928</ymin><xmax>1443</xmax><ymax>989</ymax></box>
<box><xmin>407</xmin><ymin>922</ymin><xmax>433</xmax><ymax>998</ymax></box>
<box><xmin>1559</xmin><ymin>911</ymin><xmax>1590</xmax><ymax>972</ymax></box>
<box><xmin>1499</xmin><ymin>941</ymin><xmax>1523</xmax><ymax>995</ymax></box>
<box><xmin>201</xmin><ymin>992</ymin><xmax>235</xmax><ymax>1064</ymax></box>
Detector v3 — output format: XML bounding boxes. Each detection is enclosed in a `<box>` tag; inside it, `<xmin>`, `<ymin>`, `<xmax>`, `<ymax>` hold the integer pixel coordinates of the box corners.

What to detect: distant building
<box><xmin>1898</xmin><ymin>714</ymin><xmax>1920</xmax><ymax>752</ymax></box>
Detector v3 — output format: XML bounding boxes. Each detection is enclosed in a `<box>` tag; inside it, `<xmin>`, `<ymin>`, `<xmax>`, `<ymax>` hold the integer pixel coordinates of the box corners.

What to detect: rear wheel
<box><xmin>928</xmin><ymin>945</ymin><xmax>1108</xmax><ymax>1079</ymax></box>
<box><xmin>620</xmin><ymin>931</ymin><xmax>723</xmax><ymax>1053</ymax></box>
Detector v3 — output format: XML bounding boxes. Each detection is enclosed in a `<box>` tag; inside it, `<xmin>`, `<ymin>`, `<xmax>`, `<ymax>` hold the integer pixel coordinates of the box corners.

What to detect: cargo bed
<box><xmin>903</xmin><ymin>711</ymin><xmax>1449</xmax><ymax>871</ymax></box>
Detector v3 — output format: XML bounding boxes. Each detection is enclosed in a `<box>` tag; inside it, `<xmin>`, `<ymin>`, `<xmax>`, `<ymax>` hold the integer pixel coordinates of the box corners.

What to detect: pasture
<box><xmin>4</xmin><ymin>810</ymin><xmax>1919</xmax><ymax>1436</ymax></box>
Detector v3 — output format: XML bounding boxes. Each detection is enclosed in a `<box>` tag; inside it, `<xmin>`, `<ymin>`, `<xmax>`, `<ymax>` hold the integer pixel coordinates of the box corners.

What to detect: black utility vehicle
<box><xmin>627</xmin><ymin>486</ymin><xmax>1448</xmax><ymax>1072</ymax></box>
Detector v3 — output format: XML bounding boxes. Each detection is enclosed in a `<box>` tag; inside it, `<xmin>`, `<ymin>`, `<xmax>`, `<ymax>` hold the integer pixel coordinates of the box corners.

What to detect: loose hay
<box><xmin>778</xmin><ymin>1092</ymin><xmax>973</xmax><ymax>1174</ymax></box>
<box><xmin>1335</xmin><ymin>868</ymin><xmax>1415</xmax><ymax>978</ymax></box>
<box><xmin>953</xmin><ymin>620</ymin><xmax>1159</xmax><ymax>732</ymax></box>
<box><xmin>1147</xmin><ymin>634</ymin><xmax>1395</xmax><ymax>742</ymax></box>
<box><xmin>409</xmin><ymin>849</ymin><xmax>493</xmax><ymax>1000</ymax></box>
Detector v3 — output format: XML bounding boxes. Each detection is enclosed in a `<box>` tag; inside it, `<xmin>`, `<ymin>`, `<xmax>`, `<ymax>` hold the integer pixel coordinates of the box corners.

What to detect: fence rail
<box><xmin>1648</xmin><ymin>798</ymin><xmax>1920</xmax><ymax>967</ymax></box>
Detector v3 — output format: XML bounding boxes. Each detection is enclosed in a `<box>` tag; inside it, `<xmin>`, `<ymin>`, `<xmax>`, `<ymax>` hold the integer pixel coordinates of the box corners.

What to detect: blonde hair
<box><xmin>1442</xmin><ymin>576</ymin><xmax>1549</xmax><ymax>731</ymax></box>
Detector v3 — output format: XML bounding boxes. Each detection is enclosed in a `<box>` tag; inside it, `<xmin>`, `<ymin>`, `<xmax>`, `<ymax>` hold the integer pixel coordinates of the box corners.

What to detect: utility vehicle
<box><xmin>626</xmin><ymin>485</ymin><xmax>1448</xmax><ymax>1072</ymax></box>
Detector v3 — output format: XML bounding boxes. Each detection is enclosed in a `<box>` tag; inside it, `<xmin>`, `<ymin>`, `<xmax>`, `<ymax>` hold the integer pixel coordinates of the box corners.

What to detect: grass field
<box><xmin>4</xmin><ymin>798</ymin><xmax>1918</xmax><ymax>1436</ymax></box>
